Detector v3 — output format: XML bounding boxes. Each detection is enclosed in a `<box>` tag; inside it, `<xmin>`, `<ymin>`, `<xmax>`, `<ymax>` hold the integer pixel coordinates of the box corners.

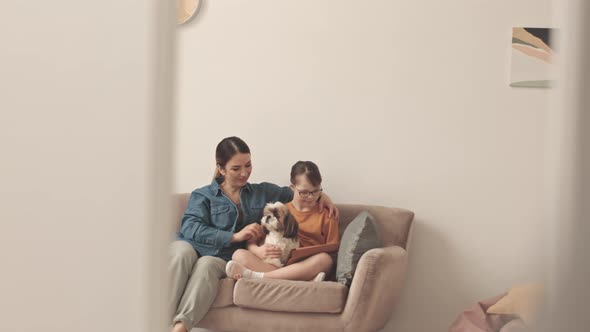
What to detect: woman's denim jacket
<box><xmin>177</xmin><ymin>177</ymin><xmax>293</xmax><ymax>261</ymax></box>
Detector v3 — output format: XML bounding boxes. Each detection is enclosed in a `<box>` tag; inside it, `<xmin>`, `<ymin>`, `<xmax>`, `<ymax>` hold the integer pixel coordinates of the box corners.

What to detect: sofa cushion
<box><xmin>211</xmin><ymin>278</ymin><xmax>236</xmax><ymax>308</ymax></box>
<box><xmin>335</xmin><ymin>210</ymin><xmax>382</xmax><ymax>286</ymax></box>
<box><xmin>233</xmin><ymin>278</ymin><xmax>348</xmax><ymax>313</ymax></box>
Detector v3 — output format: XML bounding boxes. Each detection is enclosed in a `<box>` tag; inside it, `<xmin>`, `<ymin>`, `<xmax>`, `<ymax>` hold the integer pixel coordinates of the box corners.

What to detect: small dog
<box><xmin>260</xmin><ymin>202</ymin><xmax>300</xmax><ymax>267</ymax></box>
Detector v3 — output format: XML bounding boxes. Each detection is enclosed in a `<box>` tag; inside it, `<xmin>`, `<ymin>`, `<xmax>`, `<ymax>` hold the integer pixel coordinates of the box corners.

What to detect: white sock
<box><xmin>226</xmin><ymin>261</ymin><xmax>264</xmax><ymax>279</ymax></box>
<box><xmin>246</xmin><ymin>270</ymin><xmax>264</xmax><ymax>279</ymax></box>
<box><xmin>312</xmin><ymin>272</ymin><xmax>326</xmax><ymax>282</ymax></box>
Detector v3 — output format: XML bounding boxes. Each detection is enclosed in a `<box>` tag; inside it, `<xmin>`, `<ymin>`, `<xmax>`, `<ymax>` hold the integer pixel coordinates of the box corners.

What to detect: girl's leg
<box><xmin>232</xmin><ymin>248</ymin><xmax>278</xmax><ymax>272</ymax></box>
<box><xmin>264</xmin><ymin>252</ymin><xmax>333</xmax><ymax>281</ymax></box>
<box><xmin>171</xmin><ymin>322</ymin><xmax>187</xmax><ymax>332</ymax></box>
<box><xmin>227</xmin><ymin>252</ymin><xmax>333</xmax><ymax>281</ymax></box>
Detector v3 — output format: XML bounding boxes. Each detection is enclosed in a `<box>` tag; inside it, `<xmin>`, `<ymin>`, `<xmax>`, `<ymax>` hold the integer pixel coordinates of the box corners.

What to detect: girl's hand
<box><xmin>255</xmin><ymin>244</ymin><xmax>283</xmax><ymax>259</ymax></box>
<box><xmin>231</xmin><ymin>223</ymin><xmax>263</xmax><ymax>243</ymax></box>
<box><xmin>318</xmin><ymin>193</ymin><xmax>340</xmax><ymax>219</ymax></box>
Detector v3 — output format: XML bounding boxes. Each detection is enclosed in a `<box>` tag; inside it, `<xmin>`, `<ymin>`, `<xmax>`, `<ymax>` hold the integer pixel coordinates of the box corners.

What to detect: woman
<box><xmin>169</xmin><ymin>136</ymin><xmax>338</xmax><ymax>332</ymax></box>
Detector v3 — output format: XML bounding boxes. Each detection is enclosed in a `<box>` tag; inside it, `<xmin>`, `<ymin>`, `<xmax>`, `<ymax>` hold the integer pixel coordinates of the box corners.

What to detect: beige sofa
<box><xmin>173</xmin><ymin>193</ymin><xmax>414</xmax><ymax>332</ymax></box>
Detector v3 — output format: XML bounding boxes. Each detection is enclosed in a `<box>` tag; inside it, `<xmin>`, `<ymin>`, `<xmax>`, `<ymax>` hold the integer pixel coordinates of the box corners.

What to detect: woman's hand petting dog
<box><xmin>254</xmin><ymin>243</ymin><xmax>283</xmax><ymax>259</ymax></box>
<box><xmin>231</xmin><ymin>223</ymin><xmax>264</xmax><ymax>243</ymax></box>
<box><xmin>318</xmin><ymin>193</ymin><xmax>339</xmax><ymax>219</ymax></box>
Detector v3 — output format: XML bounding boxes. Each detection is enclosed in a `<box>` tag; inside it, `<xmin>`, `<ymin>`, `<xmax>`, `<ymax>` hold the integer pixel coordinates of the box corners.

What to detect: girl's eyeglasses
<box><xmin>295</xmin><ymin>187</ymin><xmax>323</xmax><ymax>199</ymax></box>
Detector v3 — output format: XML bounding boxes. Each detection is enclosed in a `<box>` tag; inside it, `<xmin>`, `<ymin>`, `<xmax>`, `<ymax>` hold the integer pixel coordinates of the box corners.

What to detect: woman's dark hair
<box><xmin>213</xmin><ymin>136</ymin><xmax>250</xmax><ymax>179</ymax></box>
<box><xmin>290</xmin><ymin>161</ymin><xmax>322</xmax><ymax>187</ymax></box>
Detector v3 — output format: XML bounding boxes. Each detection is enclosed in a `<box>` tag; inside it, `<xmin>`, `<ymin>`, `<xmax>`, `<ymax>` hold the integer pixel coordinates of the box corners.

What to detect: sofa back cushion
<box><xmin>173</xmin><ymin>193</ymin><xmax>191</xmax><ymax>232</ymax></box>
<box><xmin>335</xmin><ymin>204</ymin><xmax>413</xmax><ymax>249</ymax></box>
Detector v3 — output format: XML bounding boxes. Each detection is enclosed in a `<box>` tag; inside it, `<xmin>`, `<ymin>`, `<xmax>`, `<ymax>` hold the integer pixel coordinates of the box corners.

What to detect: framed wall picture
<box><xmin>510</xmin><ymin>27</ymin><xmax>557</xmax><ymax>88</ymax></box>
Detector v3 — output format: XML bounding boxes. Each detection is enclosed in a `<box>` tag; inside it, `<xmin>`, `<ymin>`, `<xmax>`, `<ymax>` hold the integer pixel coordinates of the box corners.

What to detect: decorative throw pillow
<box><xmin>335</xmin><ymin>211</ymin><xmax>382</xmax><ymax>287</ymax></box>
<box><xmin>487</xmin><ymin>283</ymin><xmax>544</xmax><ymax>325</ymax></box>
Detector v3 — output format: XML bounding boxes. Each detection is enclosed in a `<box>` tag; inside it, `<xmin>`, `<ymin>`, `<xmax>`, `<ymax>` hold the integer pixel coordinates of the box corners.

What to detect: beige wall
<box><xmin>0</xmin><ymin>1</ymin><xmax>174</xmax><ymax>332</ymax></box>
<box><xmin>175</xmin><ymin>1</ymin><xmax>552</xmax><ymax>331</ymax></box>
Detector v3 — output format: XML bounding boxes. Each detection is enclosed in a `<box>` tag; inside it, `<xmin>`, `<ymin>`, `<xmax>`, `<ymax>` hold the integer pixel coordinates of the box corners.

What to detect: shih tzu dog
<box><xmin>260</xmin><ymin>202</ymin><xmax>300</xmax><ymax>267</ymax></box>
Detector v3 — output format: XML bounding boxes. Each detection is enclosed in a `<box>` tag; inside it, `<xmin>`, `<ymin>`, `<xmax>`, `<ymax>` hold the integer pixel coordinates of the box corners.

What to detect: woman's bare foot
<box><xmin>171</xmin><ymin>322</ymin><xmax>187</xmax><ymax>332</ymax></box>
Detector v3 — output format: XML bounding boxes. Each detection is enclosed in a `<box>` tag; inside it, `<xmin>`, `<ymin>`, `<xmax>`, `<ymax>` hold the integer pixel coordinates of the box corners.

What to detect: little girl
<box><xmin>225</xmin><ymin>161</ymin><xmax>339</xmax><ymax>282</ymax></box>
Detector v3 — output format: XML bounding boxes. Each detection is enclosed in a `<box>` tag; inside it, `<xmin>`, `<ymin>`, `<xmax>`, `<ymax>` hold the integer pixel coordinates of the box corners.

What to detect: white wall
<box><xmin>0</xmin><ymin>1</ymin><xmax>174</xmax><ymax>332</ymax></box>
<box><xmin>176</xmin><ymin>1</ymin><xmax>552</xmax><ymax>331</ymax></box>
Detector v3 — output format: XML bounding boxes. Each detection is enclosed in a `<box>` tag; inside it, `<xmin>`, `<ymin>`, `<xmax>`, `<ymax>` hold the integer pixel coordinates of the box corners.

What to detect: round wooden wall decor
<box><xmin>177</xmin><ymin>0</ymin><xmax>201</xmax><ymax>25</ymax></box>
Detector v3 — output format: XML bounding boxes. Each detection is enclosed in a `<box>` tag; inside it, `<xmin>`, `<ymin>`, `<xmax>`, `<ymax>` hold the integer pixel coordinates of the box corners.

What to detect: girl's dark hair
<box><xmin>213</xmin><ymin>136</ymin><xmax>250</xmax><ymax>179</ymax></box>
<box><xmin>290</xmin><ymin>161</ymin><xmax>322</xmax><ymax>187</ymax></box>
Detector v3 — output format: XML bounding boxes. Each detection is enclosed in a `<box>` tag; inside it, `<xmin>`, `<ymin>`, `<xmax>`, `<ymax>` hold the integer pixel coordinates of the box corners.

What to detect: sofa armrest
<box><xmin>341</xmin><ymin>245</ymin><xmax>408</xmax><ymax>332</ymax></box>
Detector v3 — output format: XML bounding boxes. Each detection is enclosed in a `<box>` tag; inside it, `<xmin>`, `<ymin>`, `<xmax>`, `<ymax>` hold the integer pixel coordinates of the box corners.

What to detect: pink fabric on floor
<box><xmin>449</xmin><ymin>292</ymin><xmax>517</xmax><ymax>332</ymax></box>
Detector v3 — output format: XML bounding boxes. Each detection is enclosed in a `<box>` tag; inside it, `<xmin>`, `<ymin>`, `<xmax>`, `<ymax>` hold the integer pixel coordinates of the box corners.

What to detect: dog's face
<box><xmin>260</xmin><ymin>202</ymin><xmax>298</xmax><ymax>239</ymax></box>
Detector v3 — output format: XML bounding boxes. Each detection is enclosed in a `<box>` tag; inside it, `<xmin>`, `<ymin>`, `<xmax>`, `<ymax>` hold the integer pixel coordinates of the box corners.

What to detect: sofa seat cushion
<box><xmin>211</xmin><ymin>278</ymin><xmax>236</xmax><ymax>308</ymax></box>
<box><xmin>233</xmin><ymin>278</ymin><xmax>348</xmax><ymax>313</ymax></box>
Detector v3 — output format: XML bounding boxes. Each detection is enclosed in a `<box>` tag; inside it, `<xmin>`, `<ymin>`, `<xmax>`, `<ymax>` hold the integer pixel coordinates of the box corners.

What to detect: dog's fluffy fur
<box><xmin>260</xmin><ymin>202</ymin><xmax>300</xmax><ymax>267</ymax></box>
